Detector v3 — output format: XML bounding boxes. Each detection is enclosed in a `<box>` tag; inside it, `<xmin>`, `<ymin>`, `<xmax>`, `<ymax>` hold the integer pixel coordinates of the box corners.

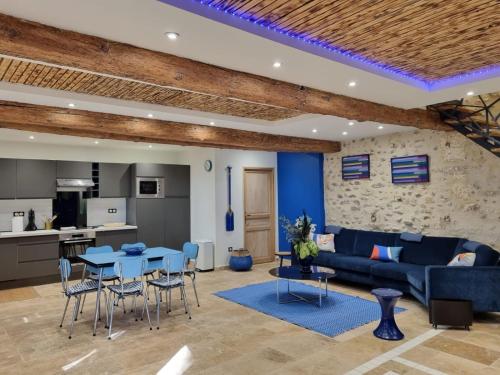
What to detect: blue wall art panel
<box><xmin>342</xmin><ymin>154</ymin><xmax>370</xmax><ymax>180</ymax></box>
<box><xmin>391</xmin><ymin>154</ymin><xmax>430</xmax><ymax>184</ymax></box>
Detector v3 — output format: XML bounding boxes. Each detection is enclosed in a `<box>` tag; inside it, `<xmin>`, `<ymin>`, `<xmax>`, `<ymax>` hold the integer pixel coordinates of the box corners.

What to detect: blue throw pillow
<box><xmin>400</xmin><ymin>232</ymin><xmax>423</xmax><ymax>243</ymax></box>
<box><xmin>370</xmin><ymin>245</ymin><xmax>403</xmax><ymax>263</ymax></box>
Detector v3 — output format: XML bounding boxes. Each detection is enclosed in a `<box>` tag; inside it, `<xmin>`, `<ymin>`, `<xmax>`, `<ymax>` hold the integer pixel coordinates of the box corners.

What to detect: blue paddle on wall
<box><xmin>225</xmin><ymin>166</ymin><xmax>234</xmax><ymax>231</ymax></box>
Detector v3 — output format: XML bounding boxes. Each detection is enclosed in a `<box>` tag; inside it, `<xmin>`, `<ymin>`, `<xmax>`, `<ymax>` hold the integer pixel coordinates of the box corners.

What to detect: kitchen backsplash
<box><xmin>0</xmin><ymin>199</ymin><xmax>53</xmax><ymax>232</ymax></box>
<box><xmin>86</xmin><ymin>198</ymin><xmax>126</xmax><ymax>227</ymax></box>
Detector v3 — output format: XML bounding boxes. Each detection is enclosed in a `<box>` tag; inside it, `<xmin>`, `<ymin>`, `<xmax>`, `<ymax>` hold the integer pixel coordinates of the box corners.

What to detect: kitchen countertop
<box><xmin>0</xmin><ymin>225</ymin><xmax>138</xmax><ymax>238</ymax></box>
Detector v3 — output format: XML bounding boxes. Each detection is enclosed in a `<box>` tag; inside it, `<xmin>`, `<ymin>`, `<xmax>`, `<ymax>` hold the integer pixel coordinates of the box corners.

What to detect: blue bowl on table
<box><xmin>122</xmin><ymin>247</ymin><xmax>146</xmax><ymax>256</ymax></box>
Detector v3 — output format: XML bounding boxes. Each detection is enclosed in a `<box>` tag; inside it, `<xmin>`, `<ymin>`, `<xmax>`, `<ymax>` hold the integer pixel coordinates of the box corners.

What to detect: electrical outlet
<box><xmin>13</xmin><ymin>211</ymin><xmax>25</xmax><ymax>217</ymax></box>
<box><xmin>108</xmin><ymin>208</ymin><xmax>117</xmax><ymax>214</ymax></box>
<box><xmin>228</xmin><ymin>247</ymin><xmax>233</xmax><ymax>252</ymax></box>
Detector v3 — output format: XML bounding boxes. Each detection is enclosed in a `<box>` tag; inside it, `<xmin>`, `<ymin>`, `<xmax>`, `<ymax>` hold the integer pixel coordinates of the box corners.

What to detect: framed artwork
<box><xmin>391</xmin><ymin>154</ymin><xmax>430</xmax><ymax>184</ymax></box>
<box><xmin>342</xmin><ymin>154</ymin><xmax>370</xmax><ymax>180</ymax></box>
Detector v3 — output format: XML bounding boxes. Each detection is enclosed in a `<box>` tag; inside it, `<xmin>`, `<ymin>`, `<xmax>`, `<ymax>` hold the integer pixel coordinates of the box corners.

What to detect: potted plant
<box><xmin>279</xmin><ymin>211</ymin><xmax>319</xmax><ymax>273</ymax></box>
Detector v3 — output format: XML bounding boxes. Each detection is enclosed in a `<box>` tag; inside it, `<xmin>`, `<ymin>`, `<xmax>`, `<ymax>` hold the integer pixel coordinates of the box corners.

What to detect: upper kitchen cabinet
<box><xmin>164</xmin><ymin>165</ymin><xmax>190</xmax><ymax>197</ymax></box>
<box><xmin>99</xmin><ymin>163</ymin><xmax>131</xmax><ymax>198</ymax></box>
<box><xmin>16</xmin><ymin>159</ymin><xmax>56</xmax><ymax>199</ymax></box>
<box><xmin>133</xmin><ymin>163</ymin><xmax>165</xmax><ymax>178</ymax></box>
<box><xmin>0</xmin><ymin>159</ymin><xmax>17</xmax><ymax>199</ymax></box>
<box><xmin>56</xmin><ymin>161</ymin><xmax>92</xmax><ymax>179</ymax></box>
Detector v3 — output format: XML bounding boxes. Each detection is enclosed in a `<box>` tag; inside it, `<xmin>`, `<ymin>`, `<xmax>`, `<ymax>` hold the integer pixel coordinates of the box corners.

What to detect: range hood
<box><xmin>57</xmin><ymin>178</ymin><xmax>95</xmax><ymax>192</ymax></box>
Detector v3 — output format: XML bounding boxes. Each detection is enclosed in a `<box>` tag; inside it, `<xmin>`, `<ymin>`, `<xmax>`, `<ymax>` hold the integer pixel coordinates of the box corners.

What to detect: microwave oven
<box><xmin>136</xmin><ymin>177</ymin><xmax>165</xmax><ymax>198</ymax></box>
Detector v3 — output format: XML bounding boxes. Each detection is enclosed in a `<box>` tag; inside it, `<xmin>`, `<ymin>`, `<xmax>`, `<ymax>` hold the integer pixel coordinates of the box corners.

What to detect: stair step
<box><xmin>466</xmin><ymin>133</ymin><xmax>484</xmax><ymax>139</ymax></box>
<box><xmin>491</xmin><ymin>148</ymin><xmax>500</xmax><ymax>153</ymax></box>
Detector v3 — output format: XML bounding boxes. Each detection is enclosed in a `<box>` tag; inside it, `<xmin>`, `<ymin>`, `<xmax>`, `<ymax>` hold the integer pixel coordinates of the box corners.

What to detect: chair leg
<box><xmin>60</xmin><ymin>296</ymin><xmax>70</xmax><ymax>328</ymax></box>
<box><xmin>181</xmin><ymin>286</ymin><xmax>191</xmax><ymax>320</ymax></box>
<box><xmin>103</xmin><ymin>292</ymin><xmax>109</xmax><ymax>329</ymax></box>
<box><xmin>74</xmin><ymin>295</ymin><xmax>82</xmax><ymax>321</ymax></box>
<box><xmin>79</xmin><ymin>293</ymin><xmax>86</xmax><ymax>314</ymax></box>
<box><xmin>143</xmin><ymin>292</ymin><xmax>152</xmax><ymax>330</ymax></box>
<box><xmin>155</xmin><ymin>287</ymin><xmax>161</xmax><ymax>329</ymax></box>
<box><xmin>191</xmin><ymin>276</ymin><xmax>200</xmax><ymax>307</ymax></box>
<box><xmin>122</xmin><ymin>298</ymin><xmax>126</xmax><ymax>314</ymax></box>
<box><xmin>168</xmin><ymin>289</ymin><xmax>172</xmax><ymax>313</ymax></box>
<box><xmin>108</xmin><ymin>294</ymin><xmax>117</xmax><ymax>339</ymax></box>
<box><xmin>69</xmin><ymin>295</ymin><xmax>80</xmax><ymax>339</ymax></box>
<box><xmin>132</xmin><ymin>295</ymin><xmax>137</xmax><ymax>314</ymax></box>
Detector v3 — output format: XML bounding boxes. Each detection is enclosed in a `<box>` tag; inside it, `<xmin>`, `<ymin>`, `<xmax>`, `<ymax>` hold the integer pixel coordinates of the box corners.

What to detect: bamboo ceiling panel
<box><xmin>201</xmin><ymin>0</ymin><xmax>500</xmax><ymax>80</ymax></box>
<box><xmin>0</xmin><ymin>57</ymin><xmax>302</xmax><ymax>121</ymax></box>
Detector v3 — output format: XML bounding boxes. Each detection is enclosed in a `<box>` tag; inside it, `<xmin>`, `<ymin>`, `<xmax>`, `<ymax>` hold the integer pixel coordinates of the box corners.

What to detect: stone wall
<box><xmin>324</xmin><ymin>129</ymin><xmax>500</xmax><ymax>250</ymax></box>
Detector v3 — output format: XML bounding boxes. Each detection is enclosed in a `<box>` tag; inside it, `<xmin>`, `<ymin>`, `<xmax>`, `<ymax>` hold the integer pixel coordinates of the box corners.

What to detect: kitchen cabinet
<box><xmin>133</xmin><ymin>163</ymin><xmax>165</xmax><ymax>178</ymax></box>
<box><xmin>164</xmin><ymin>165</ymin><xmax>190</xmax><ymax>197</ymax></box>
<box><xmin>99</xmin><ymin>163</ymin><xmax>131</xmax><ymax>198</ymax></box>
<box><xmin>16</xmin><ymin>159</ymin><xmax>56</xmax><ymax>199</ymax></box>
<box><xmin>56</xmin><ymin>161</ymin><xmax>92</xmax><ymax>179</ymax></box>
<box><xmin>164</xmin><ymin>197</ymin><xmax>190</xmax><ymax>250</ymax></box>
<box><xmin>96</xmin><ymin>229</ymin><xmax>137</xmax><ymax>250</ymax></box>
<box><xmin>16</xmin><ymin>235</ymin><xmax>59</xmax><ymax>279</ymax></box>
<box><xmin>0</xmin><ymin>159</ymin><xmax>17</xmax><ymax>199</ymax></box>
<box><xmin>136</xmin><ymin>199</ymin><xmax>165</xmax><ymax>247</ymax></box>
<box><xmin>0</xmin><ymin>238</ymin><xmax>17</xmax><ymax>281</ymax></box>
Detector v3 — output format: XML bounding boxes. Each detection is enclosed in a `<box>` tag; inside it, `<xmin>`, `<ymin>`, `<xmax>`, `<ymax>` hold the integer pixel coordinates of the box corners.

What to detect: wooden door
<box><xmin>244</xmin><ymin>168</ymin><xmax>275</xmax><ymax>264</ymax></box>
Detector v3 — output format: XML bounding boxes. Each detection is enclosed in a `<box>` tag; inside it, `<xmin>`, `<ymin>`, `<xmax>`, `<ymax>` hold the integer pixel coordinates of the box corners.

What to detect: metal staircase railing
<box><xmin>428</xmin><ymin>93</ymin><xmax>499</xmax><ymax>158</ymax></box>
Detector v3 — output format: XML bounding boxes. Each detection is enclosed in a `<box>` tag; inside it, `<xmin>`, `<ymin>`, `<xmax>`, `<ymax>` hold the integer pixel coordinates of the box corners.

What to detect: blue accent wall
<box><xmin>277</xmin><ymin>152</ymin><xmax>325</xmax><ymax>251</ymax></box>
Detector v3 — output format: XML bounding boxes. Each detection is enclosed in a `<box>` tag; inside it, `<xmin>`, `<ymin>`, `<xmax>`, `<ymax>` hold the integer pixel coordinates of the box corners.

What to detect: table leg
<box><xmin>80</xmin><ymin>264</ymin><xmax>87</xmax><ymax>282</ymax></box>
<box><xmin>325</xmin><ymin>278</ymin><xmax>329</xmax><ymax>297</ymax></box>
<box><xmin>318</xmin><ymin>279</ymin><xmax>322</xmax><ymax>307</ymax></box>
<box><xmin>92</xmin><ymin>268</ymin><xmax>103</xmax><ymax>336</ymax></box>
<box><xmin>276</xmin><ymin>278</ymin><xmax>280</xmax><ymax>303</ymax></box>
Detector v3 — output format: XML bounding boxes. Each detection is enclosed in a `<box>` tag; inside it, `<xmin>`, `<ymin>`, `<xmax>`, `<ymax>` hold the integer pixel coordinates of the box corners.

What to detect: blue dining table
<box><xmin>78</xmin><ymin>247</ymin><xmax>180</xmax><ymax>336</ymax></box>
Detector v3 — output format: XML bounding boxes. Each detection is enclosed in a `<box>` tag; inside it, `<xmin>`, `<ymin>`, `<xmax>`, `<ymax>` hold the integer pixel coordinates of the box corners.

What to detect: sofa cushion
<box><xmin>395</xmin><ymin>235</ymin><xmax>463</xmax><ymax>265</ymax></box>
<box><xmin>353</xmin><ymin>230</ymin><xmax>398</xmax><ymax>258</ymax></box>
<box><xmin>370</xmin><ymin>245</ymin><xmax>403</xmax><ymax>263</ymax></box>
<box><xmin>371</xmin><ymin>262</ymin><xmax>425</xmax><ymax>283</ymax></box>
<box><xmin>334</xmin><ymin>254</ymin><xmax>381</xmax><ymax>274</ymax></box>
<box><xmin>407</xmin><ymin>269</ymin><xmax>426</xmax><ymax>291</ymax></box>
<box><xmin>325</xmin><ymin>225</ymin><xmax>343</xmax><ymax>235</ymax></box>
<box><xmin>400</xmin><ymin>232</ymin><xmax>423</xmax><ymax>243</ymax></box>
<box><xmin>333</xmin><ymin>228</ymin><xmax>358</xmax><ymax>255</ymax></box>
<box><xmin>314</xmin><ymin>251</ymin><xmax>342</xmax><ymax>269</ymax></box>
<box><xmin>474</xmin><ymin>245</ymin><xmax>500</xmax><ymax>266</ymax></box>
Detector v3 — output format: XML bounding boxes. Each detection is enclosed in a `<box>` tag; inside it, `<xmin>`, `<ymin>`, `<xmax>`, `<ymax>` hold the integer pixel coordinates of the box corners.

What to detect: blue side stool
<box><xmin>229</xmin><ymin>249</ymin><xmax>253</xmax><ymax>271</ymax></box>
<box><xmin>371</xmin><ymin>288</ymin><xmax>404</xmax><ymax>340</ymax></box>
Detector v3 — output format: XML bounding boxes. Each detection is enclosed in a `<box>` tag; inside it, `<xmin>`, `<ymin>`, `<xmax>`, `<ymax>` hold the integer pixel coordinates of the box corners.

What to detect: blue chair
<box><xmin>79</xmin><ymin>246</ymin><xmax>119</xmax><ymax>315</ymax></box>
<box><xmin>148</xmin><ymin>253</ymin><xmax>191</xmax><ymax>329</ymax></box>
<box><xmin>58</xmin><ymin>257</ymin><xmax>106</xmax><ymax>339</ymax></box>
<box><xmin>106</xmin><ymin>256</ymin><xmax>152</xmax><ymax>339</ymax></box>
<box><xmin>121</xmin><ymin>243</ymin><xmax>155</xmax><ymax>278</ymax></box>
<box><xmin>182</xmin><ymin>242</ymin><xmax>200</xmax><ymax>307</ymax></box>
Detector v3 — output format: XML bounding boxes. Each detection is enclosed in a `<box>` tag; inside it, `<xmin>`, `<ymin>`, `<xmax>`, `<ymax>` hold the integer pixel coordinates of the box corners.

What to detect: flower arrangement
<box><xmin>279</xmin><ymin>211</ymin><xmax>319</xmax><ymax>262</ymax></box>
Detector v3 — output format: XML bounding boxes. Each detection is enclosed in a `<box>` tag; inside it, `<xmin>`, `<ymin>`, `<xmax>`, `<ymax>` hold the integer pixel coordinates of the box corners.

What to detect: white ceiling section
<box><xmin>0</xmin><ymin>0</ymin><xmax>495</xmax><ymax>146</ymax></box>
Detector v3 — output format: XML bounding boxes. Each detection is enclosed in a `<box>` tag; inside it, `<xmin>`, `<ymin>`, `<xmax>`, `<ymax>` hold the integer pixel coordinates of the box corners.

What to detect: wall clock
<box><xmin>204</xmin><ymin>159</ymin><xmax>213</xmax><ymax>172</ymax></box>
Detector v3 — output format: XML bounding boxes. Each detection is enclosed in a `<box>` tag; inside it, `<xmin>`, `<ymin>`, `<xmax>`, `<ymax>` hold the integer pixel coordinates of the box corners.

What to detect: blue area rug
<box><xmin>214</xmin><ymin>280</ymin><xmax>406</xmax><ymax>337</ymax></box>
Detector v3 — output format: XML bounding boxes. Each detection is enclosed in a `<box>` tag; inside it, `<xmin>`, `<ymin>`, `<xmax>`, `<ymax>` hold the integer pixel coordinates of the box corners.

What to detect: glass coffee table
<box><xmin>269</xmin><ymin>266</ymin><xmax>335</xmax><ymax>307</ymax></box>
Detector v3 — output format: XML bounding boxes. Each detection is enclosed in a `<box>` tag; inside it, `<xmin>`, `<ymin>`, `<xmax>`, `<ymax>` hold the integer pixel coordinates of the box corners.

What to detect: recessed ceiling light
<box><xmin>29</xmin><ymin>135</ymin><xmax>35</xmax><ymax>140</ymax></box>
<box><xmin>378</xmin><ymin>125</ymin><xmax>384</xmax><ymax>130</ymax></box>
<box><xmin>312</xmin><ymin>129</ymin><xmax>318</xmax><ymax>133</ymax></box>
<box><xmin>147</xmin><ymin>113</ymin><xmax>154</xmax><ymax>118</ymax></box>
<box><xmin>342</xmin><ymin>131</ymin><xmax>348</xmax><ymax>136</ymax></box>
<box><xmin>466</xmin><ymin>91</ymin><xmax>475</xmax><ymax>96</ymax></box>
<box><xmin>68</xmin><ymin>103</ymin><xmax>75</xmax><ymax>108</ymax></box>
<box><xmin>209</xmin><ymin>121</ymin><xmax>215</xmax><ymax>125</ymax></box>
<box><xmin>165</xmin><ymin>32</ymin><xmax>179</xmax><ymax>40</ymax></box>
<box><xmin>148</xmin><ymin>144</ymin><xmax>153</xmax><ymax>149</ymax></box>
<box><xmin>273</xmin><ymin>61</ymin><xmax>281</xmax><ymax>68</ymax></box>
<box><xmin>94</xmin><ymin>140</ymin><xmax>99</xmax><ymax>145</ymax></box>
<box><xmin>348</xmin><ymin>121</ymin><xmax>355</xmax><ymax>126</ymax></box>
<box><xmin>348</xmin><ymin>81</ymin><xmax>357</xmax><ymax>87</ymax></box>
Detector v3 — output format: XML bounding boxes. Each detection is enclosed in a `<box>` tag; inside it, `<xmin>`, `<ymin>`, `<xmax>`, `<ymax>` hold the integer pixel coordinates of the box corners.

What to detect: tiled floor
<box><xmin>0</xmin><ymin>261</ymin><xmax>499</xmax><ymax>374</ymax></box>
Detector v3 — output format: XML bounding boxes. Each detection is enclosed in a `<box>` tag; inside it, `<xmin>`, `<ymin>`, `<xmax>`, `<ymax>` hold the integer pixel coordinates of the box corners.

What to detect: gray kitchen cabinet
<box><xmin>56</xmin><ymin>161</ymin><xmax>92</xmax><ymax>179</ymax></box>
<box><xmin>16</xmin><ymin>159</ymin><xmax>56</xmax><ymax>198</ymax></box>
<box><xmin>96</xmin><ymin>229</ymin><xmax>137</xmax><ymax>250</ymax></box>
<box><xmin>99</xmin><ymin>163</ymin><xmax>131</xmax><ymax>198</ymax></box>
<box><xmin>133</xmin><ymin>163</ymin><xmax>165</xmax><ymax>178</ymax></box>
<box><xmin>164</xmin><ymin>165</ymin><xmax>190</xmax><ymax>197</ymax></box>
<box><xmin>136</xmin><ymin>199</ymin><xmax>165</xmax><ymax>247</ymax></box>
<box><xmin>0</xmin><ymin>159</ymin><xmax>17</xmax><ymax>199</ymax></box>
<box><xmin>0</xmin><ymin>238</ymin><xmax>18</xmax><ymax>281</ymax></box>
<box><xmin>164</xmin><ymin>197</ymin><xmax>190</xmax><ymax>250</ymax></box>
<box><xmin>16</xmin><ymin>235</ymin><xmax>59</xmax><ymax>279</ymax></box>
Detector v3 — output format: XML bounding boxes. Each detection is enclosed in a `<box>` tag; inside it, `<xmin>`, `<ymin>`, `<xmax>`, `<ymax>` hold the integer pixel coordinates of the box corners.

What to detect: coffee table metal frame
<box><xmin>270</xmin><ymin>266</ymin><xmax>335</xmax><ymax>308</ymax></box>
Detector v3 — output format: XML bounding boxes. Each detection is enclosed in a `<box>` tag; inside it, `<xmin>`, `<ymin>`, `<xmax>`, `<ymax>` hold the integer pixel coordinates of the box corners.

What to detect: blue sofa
<box><xmin>310</xmin><ymin>227</ymin><xmax>500</xmax><ymax>313</ymax></box>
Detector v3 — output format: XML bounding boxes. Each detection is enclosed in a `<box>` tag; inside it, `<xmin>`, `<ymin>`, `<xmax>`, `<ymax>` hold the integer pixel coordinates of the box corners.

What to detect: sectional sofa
<box><xmin>309</xmin><ymin>227</ymin><xmax>500</xmax><ymax>313</ymax></box>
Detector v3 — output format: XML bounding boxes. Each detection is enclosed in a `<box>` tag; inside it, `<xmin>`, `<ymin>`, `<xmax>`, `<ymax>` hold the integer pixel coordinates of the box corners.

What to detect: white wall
<box><xmin>86</xmin><ymin>198</ymin><xmax>127</xmax><ymax>227</ymax></box>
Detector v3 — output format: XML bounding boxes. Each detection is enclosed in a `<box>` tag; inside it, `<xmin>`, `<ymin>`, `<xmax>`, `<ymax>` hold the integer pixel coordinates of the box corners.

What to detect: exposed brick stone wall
<box><xmin>324</xmin><ymin>129</ymin><xmax>500</xmax><ymax>250</ymax></box>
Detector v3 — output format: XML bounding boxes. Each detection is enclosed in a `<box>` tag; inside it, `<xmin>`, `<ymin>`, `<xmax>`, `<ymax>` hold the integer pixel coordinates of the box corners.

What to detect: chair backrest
<box><xmin>183</xmin><ymin>242</ymin><xmax>199</xmax><ymax>261</ymax></box>
<box><xmin>59</xmin><ymin>257</ymin><xmax>72</xmax><ymax>293</ymax></box>
<box><xmin>114</xmin><ymin>256</ymin><xmax>147</xmax><ymax>280</ymax></box>
<box><xmin>121</xmin><ymin>242</ymin><xmax>146</xmax><ymax>250</ymax></box>
<box><xmin>86</xmin><ymin>245</ymin><xmax>114</xmax><ymax>255</ymax></box>
<box><xmin>162</xmin><ymin>252</ymin><xmax>185</xmax><ymax>279</ymax></box>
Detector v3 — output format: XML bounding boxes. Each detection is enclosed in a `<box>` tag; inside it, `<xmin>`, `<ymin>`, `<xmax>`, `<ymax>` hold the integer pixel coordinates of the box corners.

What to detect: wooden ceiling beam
<box><xmin>0</xmin><ymin>101</ymin><xmax>341</xmax><ymax>153</ymax></box>
<box><xmin>0</xmin><ymin>13</ymin><xmax>449</xmax><ymax>131</ymax></box>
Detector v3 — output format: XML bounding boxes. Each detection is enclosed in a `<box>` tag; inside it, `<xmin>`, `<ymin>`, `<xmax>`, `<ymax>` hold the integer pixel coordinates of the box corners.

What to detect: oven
<box><xmin>59</xmin><ymin>231</ymin><xmax>96</xmax><ymax>264</ymax></box>
<box><xmin>136</xmin><ymin>177</ymin><xmax>165</xmax><ymax>198</ymax></box>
